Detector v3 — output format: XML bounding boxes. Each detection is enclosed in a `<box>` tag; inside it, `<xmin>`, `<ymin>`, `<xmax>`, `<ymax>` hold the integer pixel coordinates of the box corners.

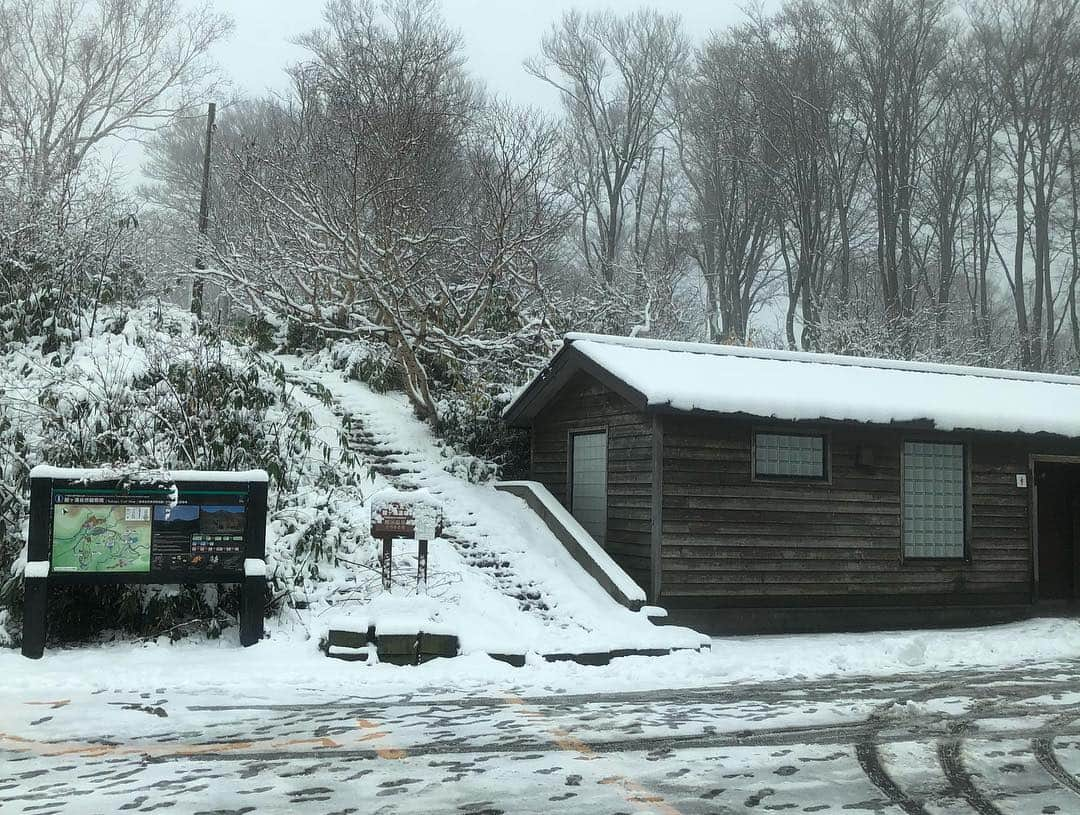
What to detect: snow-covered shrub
<box><xmin>0</xmin><ymin>305</ymin><xmax>343</xmax><ymax>644</ymax></box>
<box><xmin>0</xmin><ymin>608</ymin><xmax>12</xmax><ymax>646</ymax></box>
<box><xmin>812</xmin><ymin>300</ymin><xmax>1018</xmax><ymax>368</ymax></box>
<box><xmin>442</xmin><ymin>453</ymin><xmax>499</xmax><ymax>484</ymax></box>
<box><xmin>326</xmin><ymin>338</ymin><xmax>403</xmax><ymax>393</ymax></box>
<box><xmin>238</xmin><ymin>313</ymin><xmax>280</xmax><ymax>353</ymax></box>
<box><xmin>435</xmin><ymin>380</ymin><xmax>530</xmax><ymax>480</ymax></box>
<box><xmin>28</xmin><ymin>310</ymin><xmax>317</xmax><ymax>483</ymax></box>
<box><xmin>0</xmin><ymin>197</ymin><xmax>149</xmax><ymax>356</ymax></box>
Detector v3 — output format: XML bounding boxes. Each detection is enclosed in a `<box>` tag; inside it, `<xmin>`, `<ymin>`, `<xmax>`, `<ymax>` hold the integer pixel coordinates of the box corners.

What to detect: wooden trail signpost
<box><xmin>21</xmin><ymin>466</ymin><xmax>269</xmax><ymax>659</ymax></box>
<box><xmin>370</xmin><ymin>493</ymin><xmax>443</xmax><ymax>592</ymax></box>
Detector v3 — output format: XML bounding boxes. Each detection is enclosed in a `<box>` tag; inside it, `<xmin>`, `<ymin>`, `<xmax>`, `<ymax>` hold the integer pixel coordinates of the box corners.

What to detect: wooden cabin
<box><xmin>503</xmin><ymin>333</ymin><xmax>1080</xmax><ymax>632</ymax></box>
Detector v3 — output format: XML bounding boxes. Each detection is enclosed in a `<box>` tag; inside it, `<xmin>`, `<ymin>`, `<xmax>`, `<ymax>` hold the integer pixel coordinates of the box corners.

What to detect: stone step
<box><xmin>324</xmin><ymin>628</ymin><xmax>460</xmax><ymax>664</ymax></box>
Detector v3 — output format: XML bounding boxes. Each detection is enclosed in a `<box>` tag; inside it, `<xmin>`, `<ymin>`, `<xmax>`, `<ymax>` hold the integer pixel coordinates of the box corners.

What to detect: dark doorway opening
<box><xmin>1036</xmin><ymin>461</ymin><xmax>1080</xmax><ymax>603</ymax></box>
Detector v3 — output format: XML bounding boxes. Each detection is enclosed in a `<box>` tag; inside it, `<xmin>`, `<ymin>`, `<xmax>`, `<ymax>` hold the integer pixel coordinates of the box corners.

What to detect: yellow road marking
<box><xmin>0</xmin><ymin>730</ymin><xmax>343</xmax><ymax>760</ymax></box>
<box><xmin>356</xmin><ymin>717</ymin><xmax>406</xmax><ymax>759</ymax></box>
<box><xmin>4</xmin><ymin>692</ymin><xmax>678</xmax><ymax>815</ymax></box>
<box><xmin>0</xmin><ymin>715</ymin><xmax>404</xmax><ymax>762</ymax></box>
<box><xmin>502</xmin><ymin>693</ymin><xmax>682</xmax><ymax>815</ymax></box>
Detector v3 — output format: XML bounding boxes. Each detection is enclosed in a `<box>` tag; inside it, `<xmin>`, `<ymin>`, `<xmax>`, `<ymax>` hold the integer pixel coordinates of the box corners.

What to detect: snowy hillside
<box><xmin>279</xmin><ymin>355</ymin><xmax>705</xmax><ymax>657</ymax></box>
<box><xmin>0</xmin><ymin>306</ymin><xmax>702</xmax><ymax>661</ymax></box>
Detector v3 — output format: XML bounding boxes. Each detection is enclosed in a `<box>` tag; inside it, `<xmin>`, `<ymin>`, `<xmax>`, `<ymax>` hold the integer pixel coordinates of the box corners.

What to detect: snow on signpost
<box><xmin>370</xmin><ymin>489</ymin><xmax>444</xmax><ymax>593</ymax></box>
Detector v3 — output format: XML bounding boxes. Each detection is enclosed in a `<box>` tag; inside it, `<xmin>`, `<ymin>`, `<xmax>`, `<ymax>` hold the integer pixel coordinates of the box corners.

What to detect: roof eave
<box><xmin>503</xmin><ymin>342</ymin><xmax>650</xmax><ymax>427</ymax></box>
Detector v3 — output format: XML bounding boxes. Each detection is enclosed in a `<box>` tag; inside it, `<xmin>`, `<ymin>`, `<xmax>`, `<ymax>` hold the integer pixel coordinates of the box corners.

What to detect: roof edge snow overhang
<box><xmin>502</xmin><ymin>341</ymin><xmax>649</xmax><ymax>427</ymax></box>
<box><xmin>504</xmin><ymin>333</ymin><xmax>1080</xmax><ymax>438</ymax></box>
<box><xmin>561</xmin><ymin>332</ymin><xmax>1080</xmax><ymax>387</ymax></box>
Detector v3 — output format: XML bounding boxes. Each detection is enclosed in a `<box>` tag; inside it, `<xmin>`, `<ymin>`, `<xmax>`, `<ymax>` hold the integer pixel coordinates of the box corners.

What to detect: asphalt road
<box><xmin>5</xmin><ymin>660</ymin><xmax>1080</xmax><ymax>814</ymax></box>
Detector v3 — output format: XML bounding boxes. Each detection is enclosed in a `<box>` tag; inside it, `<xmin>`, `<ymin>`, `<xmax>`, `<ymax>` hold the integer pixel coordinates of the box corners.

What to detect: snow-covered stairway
<box><xmin>338</xmin><ymin>405</ymin><xmax>557</xmax><ymax>621</ymax></box>
<box><xmin>281</xmin><ymin>359</ymin><xmax>707</xmax><ymax>657</ymax></box>
<box><xmin>341</xmin><ymin>413</ymin><xmax>418</xmax><ymax>481</ymax></box>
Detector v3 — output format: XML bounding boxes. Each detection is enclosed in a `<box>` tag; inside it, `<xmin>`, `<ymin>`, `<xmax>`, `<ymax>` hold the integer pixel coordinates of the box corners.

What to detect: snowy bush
<box><xmin>325</xmin><ymin>338</ymin><xmax>403</xmax><ymax>394</ymax></box>
<box><xmin>435</xmin><ymin>383</ymin><xmax>530</xmax><ymax>480</ymax></box>
<box><xmin>0</xmin><ymin>305</ymin><xmax>347</xmax><ymax>645</ymax></box>
<box><xmin>442</xmin><ymin>454</ymin><xmax>499</xmax><ymax>484</ymax></box>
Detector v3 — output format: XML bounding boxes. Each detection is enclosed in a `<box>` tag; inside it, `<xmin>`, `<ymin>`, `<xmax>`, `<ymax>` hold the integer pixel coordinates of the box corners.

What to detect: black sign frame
<box><xmin>22</xmin><ymin>470</ymin><xmax>269</xmax><ymax>658</ymax></box>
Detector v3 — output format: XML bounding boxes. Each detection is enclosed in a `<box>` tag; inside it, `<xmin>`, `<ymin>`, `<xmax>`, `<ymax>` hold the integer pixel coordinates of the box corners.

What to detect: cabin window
<box><xmin>903</xmin><ymin>441</ymin><xmax>966</xmax><ymax>559</ymax></box>
<box><xmin>753</xmin><ymin>432</ymin><xmax>827</xmax><ymax>479</ymax></box>
<box><xmin>569</xmin><ymin>430</ymin><xmax>607</xmax><ymax>545</ymax></box>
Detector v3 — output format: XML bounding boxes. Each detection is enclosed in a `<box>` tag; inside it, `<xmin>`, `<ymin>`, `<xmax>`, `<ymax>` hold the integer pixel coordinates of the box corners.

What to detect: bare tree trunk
<box><xmin>1013</xmin><ymin>131</ymin><xmax>1032</xmax><ymax>368</ymax></box>
<box><xmin>192</xmin><ymin>102</ymin><xmax>216</xmax><ymax>322</ymax></box>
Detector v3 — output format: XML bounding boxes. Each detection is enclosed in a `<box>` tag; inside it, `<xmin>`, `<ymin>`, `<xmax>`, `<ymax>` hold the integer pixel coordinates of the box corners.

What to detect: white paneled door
<box><xmin>571</xmin><ymin>431</ymin><xmax>607</xmax><ymax>546</ymax></box>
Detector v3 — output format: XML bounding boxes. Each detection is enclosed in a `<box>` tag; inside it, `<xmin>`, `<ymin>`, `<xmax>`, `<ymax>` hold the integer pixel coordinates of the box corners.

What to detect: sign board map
<box><xmin>51</xmin><ymin>503</ymin><xmax>152</xmax><ymax>573</ymax></box>
<box><xmin>48</xmin><ymin>486</ymin><xmax>248</xmax><ymax>577</ymax></box>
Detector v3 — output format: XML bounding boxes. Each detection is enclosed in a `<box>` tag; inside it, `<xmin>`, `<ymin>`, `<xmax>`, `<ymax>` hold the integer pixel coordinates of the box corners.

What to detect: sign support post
<box><xmin>380</xmin><ymin>537</ymin><xmax>393</xmax><ymax>590</ymax></box>
<box><xmin>21</xmin><ymin>576</ymin><xmax>47</xmax><ymax>659</ymax></box>
<box><xmin>239</xmin><ymin>478</ymin><xmax>268</xmax><ymax>647</ymax></box>
<box><xmin>239</xmin><ymin>569</ymin><xmax>264</xmax><ymax>646</ymax></box>
<box><xmin>22</xmin><ymin>475</ymin><xmax>52</xmax><ymax>659</ymax></box>
<box><xmin>371</xmin><ymin>492</ymin><xmax>442</xmax><ymax>596</ymax></box>
<box><xmin>417</xmin><ymin>539</ymin><xmax>429</xmax><ymax>591</ymax></box>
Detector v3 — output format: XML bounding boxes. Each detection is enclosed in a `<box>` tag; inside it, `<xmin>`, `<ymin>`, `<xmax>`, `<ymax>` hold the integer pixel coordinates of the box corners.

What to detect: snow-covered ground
<box><xmin>10</xmin><ymin>649</ymin><xmax>1080</xmax><ymax>815</ymax></box>
<box><xmin>4</xmin><ymin>617</ymin><xmax>1080</xmax><ymax>703</ymax></box>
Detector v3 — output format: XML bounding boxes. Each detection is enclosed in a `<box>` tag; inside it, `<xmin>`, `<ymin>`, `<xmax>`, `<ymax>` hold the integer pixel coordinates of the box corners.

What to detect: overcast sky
<box><xmin>208</xmin><ymin>0</ymin><xmax>762</xmax><ymax>107</ymax></box>
<box><xmin>115</xmin><ymin>2</ymin><xmax>764</xmax><ymax>183</ymax></box>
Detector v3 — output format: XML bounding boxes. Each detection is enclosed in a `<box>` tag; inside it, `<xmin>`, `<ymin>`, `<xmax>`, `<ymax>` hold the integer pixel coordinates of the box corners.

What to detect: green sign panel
<box><xmin>47</xmin><ymin>487</ymin><xmax>247</xmax><ymax>576</ymax></box>
<box><xmin>51</xmin><ymin>502</ymin><xmax>152</xmax><ymax>573</ymax></box>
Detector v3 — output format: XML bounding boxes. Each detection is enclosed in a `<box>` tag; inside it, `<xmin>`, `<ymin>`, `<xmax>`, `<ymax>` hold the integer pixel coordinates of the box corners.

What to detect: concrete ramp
<box><xmin>495</xmin><ymin>481</ymin><xmax>646</xmax><ymax>611</ymax></box>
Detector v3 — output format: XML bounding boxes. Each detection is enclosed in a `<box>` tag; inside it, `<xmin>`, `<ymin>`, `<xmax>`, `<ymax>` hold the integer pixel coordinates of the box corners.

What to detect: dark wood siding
<box><xmin>659</xmin><ymin>416</ymin><xmax>1067</xmax><ymax>606</ymax></box>
<box><xmin>525</xmin><ymin>368</ymin><xmax>1080</xmax><ymax>614</ymax></box>
<box><xmin>531</xmin><ymin>373</ymin><xmax>653</xmax><ymax>590</ymax></box>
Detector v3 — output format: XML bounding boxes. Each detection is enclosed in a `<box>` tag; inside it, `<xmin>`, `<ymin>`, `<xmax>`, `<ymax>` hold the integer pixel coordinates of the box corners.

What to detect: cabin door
<box><xmin>570</xmin><ymin>430</ymin><xmax>607</xmax><ymax>546</ymax></box>
<box><xmin>1036</xmin><ymin>462</ymin><xmax>1080</xmax><ymax>602</ymax></box>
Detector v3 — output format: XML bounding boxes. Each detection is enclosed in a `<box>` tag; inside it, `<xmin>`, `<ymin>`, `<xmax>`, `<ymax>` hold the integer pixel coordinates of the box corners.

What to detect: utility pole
<box><xmin>192</xmin><ymin>101</ymin><xmax>216</xmax><ymax>321</ymax></box>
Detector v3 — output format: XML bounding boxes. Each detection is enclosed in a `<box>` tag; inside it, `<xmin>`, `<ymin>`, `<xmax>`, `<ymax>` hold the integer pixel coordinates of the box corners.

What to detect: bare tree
<box><xmin>1066</xmin><ymin>130</ymin><xmax>1080</xmax><ymax>364</ymax></box>
<box><xmin>833</xmin><ymin>0</ymin><xmax>950</xmax><ymax>331</ymax></box>
<box><xmin>0</xmin><ymin>0</ymin><xmax>232</xmax><ymax>222</ymax></box>
<box><xmin>913</xmin><ymin>45</ymin><xmax>982</xmax><ymax>349</ymax></box>
<box><xmin>527</xmin><ymin>9</ymin><xmax>686</xmax><ymax>291</ymax></box>
<box><xmin>205</xmin><ymin>1</ymin><xmax>566</xmax><ymax>420</ymax></box>
<box><xmin>971</xmin><ymin>0</ymin><xmax>1080</xmax><ymax>369</ymax></box>
<box><xmin>673</xmin><ymin>28</ymin><xmax>779</xmax><ymax>343</ymax></box>
<box><xmin>754</xmin><ymin>1</ymin><xmax>867</xmax><ymax>349</ymax></box>
<box><xmin>961</xmin><ymin>35</ymin><xmax>1007</xmax><ymax>356</ymax></box>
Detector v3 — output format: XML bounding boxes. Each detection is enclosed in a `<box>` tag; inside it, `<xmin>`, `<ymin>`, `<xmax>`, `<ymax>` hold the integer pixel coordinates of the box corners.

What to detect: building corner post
<box><xmin>650</xmin><ymin>414</ymin><xmax>664</xmax><ymax>604</ymax></box>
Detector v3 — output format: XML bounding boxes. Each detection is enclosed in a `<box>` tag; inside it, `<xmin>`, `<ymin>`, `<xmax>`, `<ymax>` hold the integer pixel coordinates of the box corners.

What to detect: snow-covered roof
<box><xmin>504</xmin><ymin>332</ymin><xmax>1080</xmax><ymax>438</ymax></box>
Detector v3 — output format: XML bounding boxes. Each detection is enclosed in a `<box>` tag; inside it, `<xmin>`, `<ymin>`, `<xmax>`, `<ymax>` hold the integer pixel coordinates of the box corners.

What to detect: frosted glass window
<box><xmin>755</xmin><ymin>433</ymin><xmax>826</xmax><ymax>479</ymax></box>
<box><xmin>571</xmin><ymin>431</ymin><xmax>607</xmax><ymax>545</ymax></box>
<box><xmin>903</xmin><ymin>441</ymin><xmax>965</xmax><ymax>558</ymax></box>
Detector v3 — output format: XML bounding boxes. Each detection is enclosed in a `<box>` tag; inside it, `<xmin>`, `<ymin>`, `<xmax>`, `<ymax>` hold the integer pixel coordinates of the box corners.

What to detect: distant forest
<box><xmin>3</xmin><ymin>0</ymin><xmax>1080</xmax><ymax>425</ymax></box>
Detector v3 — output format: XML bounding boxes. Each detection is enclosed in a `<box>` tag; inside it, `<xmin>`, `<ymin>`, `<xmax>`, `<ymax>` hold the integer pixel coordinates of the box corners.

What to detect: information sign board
<box><xmin>22</xmin><ymin>467</ymin><xmax>269</xmax><ymax>658</ymax></box>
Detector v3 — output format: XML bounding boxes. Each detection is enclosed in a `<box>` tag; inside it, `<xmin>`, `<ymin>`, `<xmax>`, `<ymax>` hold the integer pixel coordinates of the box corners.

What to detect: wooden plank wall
<box><xmin>660</xmin><ymin>416</ymin><xmax>1057</xmax><ymax>606</ymax></box>
<box><xmin>530</xmin><ymin>373</ymin><xmax>653</xmax><ymax>590</ymax></box>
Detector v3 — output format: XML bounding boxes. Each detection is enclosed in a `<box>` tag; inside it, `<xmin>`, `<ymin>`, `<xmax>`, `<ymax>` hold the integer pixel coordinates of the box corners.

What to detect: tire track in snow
<box><xmin>855</xmin><ymin>740</ymin><xmax>931</xmax><ymax>815</ymax></box>
<box><xmin>937</xmin><ymin>740</ymin><xmax>1005</xmax><ymax>815</ymax></box>
<box><xmin>1032</xmin><ymin>736</ymin><xmax>1080</xmax><ymax>798</ymax></box>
